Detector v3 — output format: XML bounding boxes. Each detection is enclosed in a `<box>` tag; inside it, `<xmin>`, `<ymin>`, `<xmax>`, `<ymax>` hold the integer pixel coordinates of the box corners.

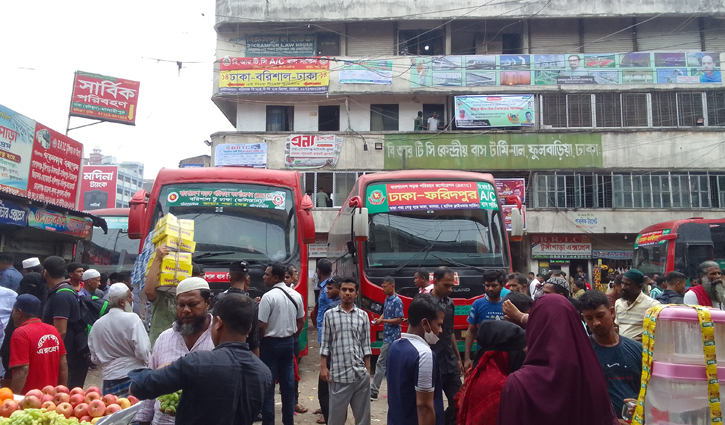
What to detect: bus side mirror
<box><xmin>300</xmin><ymin>194</ymin><xmax>316</xmax><ymax>244</ymax></box>
<box><xmin>128</xmin><ymin>190</ymin><xmax>149</xmax><ymax>240</ymax></box>
<box><xmin>353</xmin><ymin>207</ymin><xmax>369</xmax><ymax>242</ymax></box>
<box><xmin>509</xmin><ymin>207</ymin><xmax>524</xmax><ymax>241</ymax></box>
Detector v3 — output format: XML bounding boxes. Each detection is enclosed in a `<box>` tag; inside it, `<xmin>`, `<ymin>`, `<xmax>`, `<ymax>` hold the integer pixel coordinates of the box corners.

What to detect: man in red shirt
<box><xmin>9</xmin><ymin>294</ymin><xmax>67</xmax><ymax>393</ymax></box>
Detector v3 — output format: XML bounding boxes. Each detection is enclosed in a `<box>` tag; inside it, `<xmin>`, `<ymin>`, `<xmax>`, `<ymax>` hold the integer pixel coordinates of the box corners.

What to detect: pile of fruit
<box><xmin>0</xmin><ymin>385</ymin><xmax>140</xmax><ymax>425</ymax></box>
<box><xmin>157</xmin><ymin>391</ymin><xmax>180</xmax><ymax>416</ymax></box>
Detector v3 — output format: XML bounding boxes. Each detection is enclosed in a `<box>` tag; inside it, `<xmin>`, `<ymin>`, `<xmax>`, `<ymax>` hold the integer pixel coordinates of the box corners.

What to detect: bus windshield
<box><xmin>632</xmin><ymin>242</ymin><xmax>667</xmax><ymax>276</ymax></box>
<box><xmin>82</xmin><ymin>216</ymin><xmax>140</xmax><ymax>273</ymax></box>
<box><xmin>156</xmin><ymin>183</ymin><xmax>297</xmax><ymax>264</ymax></box>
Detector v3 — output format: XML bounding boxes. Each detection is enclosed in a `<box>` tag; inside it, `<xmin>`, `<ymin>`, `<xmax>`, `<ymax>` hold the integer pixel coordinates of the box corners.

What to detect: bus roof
<box><xmin>84</xmin><ymin>208</ymin><xmax>129</xmax><ymax>216</ymax></box>
<box><xmin>640</xmin><ymin>217</ymin><xmax>725</xmax><ymax>234</ymax></box>
<box><xmin>356</xmin><ymin>170</ymin><xmax>495</xmax><ymax>187</ymax></box>
<box><xmin>154</xmin><ymin>167</ymin><xmax>302</xmax><ymax>188</ymax></box>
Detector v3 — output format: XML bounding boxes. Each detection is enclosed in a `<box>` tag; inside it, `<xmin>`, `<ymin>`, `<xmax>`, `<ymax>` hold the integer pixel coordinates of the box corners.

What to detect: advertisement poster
<box><xmin>164</xmin><ymin>187</ymin><xmax>286</xmax><ymax>210</ymax></box>
<box><xmin>219</xmin><ymin>57</ymin><xmax>329</xmax><ymax>93</ymax></box>
<box><xmin>284</xmin><ymin>134</ymin><xmax>342</xmax><ymax>169</ymax></box>
<box><xmin>27</xmin><ymin>123</ymin><xmax>83</xmax><ymax>209</ymax></box>
<box><xmin>455</xmin><ymin>95</ymin><xmax>535</xmax><ymax>128</ymax></box>
<box><xmin>531</xmin><ymin>235</ymin><xmax>592</xmax><ymax>259</ymax></box>
<box><xmin>27</xmin><ymin>206</ymin><xmax>92</xmax><ymax>238</ymax></box>
<box><xmin>0</xmin><ymin>105</ymin><xmax>35</xmax><ymax>196</ymax></box>
<box><xmin>244</xmin><ymin>34</ymin><xmax>316</xmax><ymax>57</ymax></box>
<box><xmin>495</xmin><ymin>178</ymin><xmax>526</xmax><ymax>203</ymax></box>
<box><xmin>0</xmin><ymin>199</ymin><xmax>27</xmax><ymax>227</ymax></box>
<box><xmin>70</xmin><ymin>71</ymin><xmax>140</xmax><ymax>125</ymax></box>
<box><xmin>79</xmin><ymin>165</ymin><xmax>117</xmax><ymax>210</ymax></box>
<box><xmin>365</xmin><ymin>181</ymin><xmax>499</xmax><ymax>214</ymax></box>
<box><xmin>215</xmin><ymin>143</ymin><xmax>267</xmax><ymax>168</ymax></box>
<box><xmin>340</xmin><ymin>61</ymin><xmax>393</xmax><ymax>84</ymax></box>
<box><xmin>502</xmin><ymin>205</ymin><xmax>526</xmax><ymax>231</ymax></box>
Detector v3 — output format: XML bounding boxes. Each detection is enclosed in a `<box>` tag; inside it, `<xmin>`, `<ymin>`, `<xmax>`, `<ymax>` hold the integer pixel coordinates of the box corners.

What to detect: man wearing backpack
<box><xmin>41</xmin><ymin>257</ymin><xmax>89</xmax><ymax>389</ymax></box>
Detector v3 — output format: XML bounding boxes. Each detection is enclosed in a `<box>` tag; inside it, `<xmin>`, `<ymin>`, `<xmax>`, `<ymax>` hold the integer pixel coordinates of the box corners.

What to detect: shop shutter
<box><xmin>636</xmin><ymin>17</ymin><xmax>700</xmax><ymax>51</ymax></box>
<box><xmin>347</xmin><ymin>22</ymin><xmax>395</xmax><ymax>58</ymax></box>
<box><xmin>582</xmin><ymin>18</ymin><xmax>634</xmax><ymax>53</ymax></box>
<box><xmin>529</xmin><ymin>19</ymin><xmax>580</xmax><ymax>54</ymax></box>
<box><xmin>703</xmin><ymin>18</ymin><xmax>725</xmax><ymax>52</ymax></box>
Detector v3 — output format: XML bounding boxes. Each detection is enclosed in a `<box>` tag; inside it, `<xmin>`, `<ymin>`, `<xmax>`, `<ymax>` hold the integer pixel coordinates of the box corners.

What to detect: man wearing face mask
<box><xmin>684</xmin><ymin>261</ymin><xmax>725</xmax><ymax>309</ymax></box>
<box><xmin>88</xmin><ymin>283</ymin><xmax>151</xmax><ymax>397</ymax></box>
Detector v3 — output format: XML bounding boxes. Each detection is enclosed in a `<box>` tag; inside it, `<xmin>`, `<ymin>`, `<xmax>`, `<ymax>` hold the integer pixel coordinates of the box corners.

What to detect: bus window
<box><xmin>633</xmin><ymin>243</ymin><xmax>666</xmax><ymax>275</ymax></box>
<box><xmin>82</xmin><ymin>216</ymin><xmax>140</xmax><ymax>274</ymax></box>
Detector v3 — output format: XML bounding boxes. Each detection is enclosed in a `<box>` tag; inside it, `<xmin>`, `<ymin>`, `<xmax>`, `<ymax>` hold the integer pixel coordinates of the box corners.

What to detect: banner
<box><xmin>27</xmin><ymin>206</ymin><xmax>92</xmax><ymax>238</ymax></box>
<box><xmin>365</xmin><ymin>181</ymin><xmax>499</xmax><ymax>214</ymax></box>
<box><xmin>0</xmin><ymin>199</ymin><xmax>27</xmax><ymax>227</ymax></box>
<box><xmin>340</xmin><ymin>61</ymin><xmax>393</xmax><ymax>84</ymax></box>
<box><xmin>27</xmin><ymin>123</ymin><xmax>83</xmax><ymax>209</ymax></box>
<box><xmin>455</xmin><ymin>95</ymin><xmax>535</xmax><ymax>128</ymax></box>
<box><xmin>285</xmin><ymin>134</ymin><xmax>342</xmax><ymax>169</ymax></box>
<box><xmin>70</xmin><ymin>71</ymin><xmax>140</xmax><ymax>125</ymax></box>
<box><xmin>243</xmin><ymin>34</ymin><xmax>316</xmax><ymax>57</ymax></box>
<box><xmin>531</xmin><ymin>235</ymin><xmax>592</xmax><ymax>259</ymax></box>
<box><xmin>165</xmin><ymin>187</ymin><xmax>286</xmax><ymax>210</ymax></box>
<box><xmin>502</xmin><ymin>205</ymin><xmax>526</xmax><ymax>231</ymax></box>
<box><xmin>635</xmin><ymin>229</ymin><xmax>671</xmax><ymax>248</ymax></box>
<box><xmin>215</xmin><ymin>143</ymin><xmax>267</xmax><ymax>168</ymax></box>
<box><xmin>79</xmin><ymin>165</ymin><xmax>117</xmax><ymax>210</ymax></box>
<box><xmin>0</xmin><ymin>105</ymin><xmax>35</xmax><ymax>196</ymax></box>
<box><xmin>410</xmin><ymin>52</ymin><xmax>722</xmax><ymax>87</ymax></box>
<box><xmin>495</xmin><ymin>179</ymin><xmax>526</xmax><ymax>204</ymax></box>
<box><xmin>219</xmin><ymin>57</ymin><xmax>329</xmax><ymax>93</ymax></box>
<box><xmin>384</xmin><ymin>133</ymin><xmax>603</xmax><ymax>170</ymax></box>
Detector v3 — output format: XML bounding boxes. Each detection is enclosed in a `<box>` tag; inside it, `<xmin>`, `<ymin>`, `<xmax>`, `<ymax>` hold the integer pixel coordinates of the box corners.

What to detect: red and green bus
<box><xmin>327</xmin><ymin>170</ymin><xmax>523</xmax><ymax>353</ymax></box>
<box><xmin>127</xmin><ymin>167</ymin><xmax>316</xmax><ymax>353</ymax></box>
<box><xmin>633</xmin><ymin>218</ymin><xmax>725</xmax><ymax>280</ymax></box>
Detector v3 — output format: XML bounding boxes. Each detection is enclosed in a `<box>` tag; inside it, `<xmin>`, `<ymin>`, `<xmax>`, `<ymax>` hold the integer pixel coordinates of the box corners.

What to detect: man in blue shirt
<box><xmin>316</xmin><ymin>259</ymin><xmax>333</xmax><ymax>344</ymax></box>
<box><xmin>700</xmin><ymin>55</ymin><xmax>722</xmax><ymax>83</ymax></box>
<box><xmin>463</xmin><ymin>270</ymin><xmax>510</xmax><ymax>371</ymax></box>
<box><xmin>0</xmin><ymin>253</ymin><xmax>22</xmax><ymax>292</ymax></box>
<box><xmin>370</xmin><ymin>276</ymin><xmax>404</xmax><ymax>400</ymax></box>
<box><xmin>387</xmin><ymin>294</ymin><xmax>445</xmax><ymax>425</ymax></box>
<box><xmin>579</xmin><ymin>290</ymin><xmax>642</xmax><ymax>419</ymax></box>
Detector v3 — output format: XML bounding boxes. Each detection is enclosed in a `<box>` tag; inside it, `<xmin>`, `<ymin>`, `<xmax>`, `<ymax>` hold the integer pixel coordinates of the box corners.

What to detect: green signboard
<box><xmin>164</xmin><ymin>187</ymin><xmax>287</xmax><ymax>210</ymax></box>
<box><xmin>383</xmin><ymin>133</ymin><xmax>603</xmax><ymax>170</ymax></box>
<box><xmin>365</xmin><ymin>181</ymin><xmax>499</xmax><ymax>214</ymax></box>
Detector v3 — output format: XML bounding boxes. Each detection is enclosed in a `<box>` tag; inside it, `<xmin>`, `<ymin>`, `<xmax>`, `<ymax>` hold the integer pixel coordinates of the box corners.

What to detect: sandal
<box><xmin>316</xmin><ymin>417</ymin><xmax>326</xmax><ymax>424</ymax></box>
<box><xmin>313</xmin><ymin>409</ymin><xmax>322</xmax><ymax>415</ymax></box>
<box><xmin>295</xmin><ymin>404</ymin><xmax>308</xmax><ymax>414</ymax></box>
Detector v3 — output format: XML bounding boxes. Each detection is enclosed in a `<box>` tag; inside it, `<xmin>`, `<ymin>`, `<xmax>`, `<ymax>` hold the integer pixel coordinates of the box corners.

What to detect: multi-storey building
<box><xmin>210</xmin><ymin>0</ymin><xmax>725</xmax><ymax>276</ymax></box>
<box><xmin>86</xmin><ymin>149</ymin><xmax>144</xmax><ymax>208</ymax></box>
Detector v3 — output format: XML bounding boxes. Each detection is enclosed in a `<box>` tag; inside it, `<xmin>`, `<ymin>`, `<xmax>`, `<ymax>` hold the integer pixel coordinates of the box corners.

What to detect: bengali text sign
<box><xmin>79</xmin><ymin>165</ymin><xmax>117</xmax><ymax>210</ymax></box>
<box><xmin>27</xmin><ymin>123</ymin><xmax>83</xmax><ymax>209</ymax></box>
<box><xmin>366</xmin><ymin>181</ymin><xmax>499</xmax><ymax>214</ymax></box>
<box><xmin>71</xmin><ymin>72</ymin><xmax>140</xmax><ymax>125</ymax></box>
<box><xmin>219</xmin><ymin>57</ymin><xmax>329</xmax><ymax>93</ymax></box>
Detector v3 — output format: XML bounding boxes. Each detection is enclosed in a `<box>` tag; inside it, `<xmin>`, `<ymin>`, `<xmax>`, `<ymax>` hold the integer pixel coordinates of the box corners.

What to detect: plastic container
<box><xmin>652</xmin><ymin>305</ymin><xmax>725</xmax><ymax>365</ymax></box>
<box><xmin>644</xmin><ymin>362</ymin><xmax>721</xmax><ymax>424</ymax></box>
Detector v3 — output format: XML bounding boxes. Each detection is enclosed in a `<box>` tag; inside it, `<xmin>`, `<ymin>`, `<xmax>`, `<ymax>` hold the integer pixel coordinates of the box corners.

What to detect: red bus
<box><xmin>127</xmin><ymin>168</ymin><xmax>316</xmax><ymax>353</ymax></box>
<box><xmin>79</xmin><ymin>208</ymin><xmax>140</xmax><ymax>275</ymax></box>
<box><xmin>633</xmin><ymin>218</ymin><xmax>725</xmax><ymax>280</ymax></box>
<box><xmin>327</xmin><ymin>170</ymin><xmax>523</xmax><ymax>353</ymax></box>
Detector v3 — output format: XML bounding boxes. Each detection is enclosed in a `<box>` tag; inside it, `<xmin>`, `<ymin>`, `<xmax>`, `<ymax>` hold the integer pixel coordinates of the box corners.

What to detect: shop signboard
<box><xmin>219</xmin><ymin>57</ymin><xmax>329</xmax><ymax>94</ymax></box>
<box><xmin>70</xmin><ymin>71</ymin><xmax>140</xmax><ymax>125</ymax></box>
<box><xmin>284</xmin><ymin>134</ymin><xmax>342</xmax><ymax>169</ymax></box>
<box><xmin>215</xmin><ymin>143</ymin><xmax>267</xmax><ymax>168</ymax></box>
<box><xmin>0</xmin><ymin>199</ymin><xmax>27</xmax><ymax>227</ymax></box>
<box><xmin>634</xmin><ymin>229</ymin><xmax>671</xmax><ymax>248</ymax></box>
<box><xmin>495</xmin><ymin>178</ymin><xmax>526</xmax><ymax>203</ymax></box>
<box><xmin>243</xmin><ymin>34</ymin><xmax>316</xmax><ymax>57</ymax></box>
<box><xmin>592</xmin><ymin>250</ymin><xmax>633</xmax><ymax>260</ymax></box>
<box><xmin>340</xmin><ymin>61</ymin><xmax>393</xmax><ymax>84</ymax></box>
<box><xmin>531</xmin><ymin>235</ymin><xmax>592</xmax><ymax>259</ymax></box>
<box><xmin>79</xmin><ymin>165</ymin><xmax>118</xmax><ymax>210</ymax></box>
<box><xmin>384</xmin><ymin>133</ymin><xmax>603</xmax><ymax>170</ymax></box>
<box><xmin>308</xmin><ymin>236</ymin><xmax>329</xmax><ymax>257</ymax></box>
<box><xmin>164</xmin><ymin>187</ymin><xmax>287</xmax><ymax>210</ymax></box>
<box><xmin>365</xmin><ymin>181</ymin><xmax>498</xmax><ymax>214</ymax></box>
<box><xmin>0</xmin><ymin>105</ymin><xmax>35</xmax><ymax>196</ymax></box>
<box><xmin>454</xmin><ymin>95</ymin><xmax>535</xmax><ymax>128</ymax></box>
<box><xmin>27</xmin><ymin>206</ymin><xmax>92</xmax><ymax>238</ymax></box>
<box><xmin>27</xmin><ymin>123</ymin><xmax>83</xmax><ymax>209</ymax></box>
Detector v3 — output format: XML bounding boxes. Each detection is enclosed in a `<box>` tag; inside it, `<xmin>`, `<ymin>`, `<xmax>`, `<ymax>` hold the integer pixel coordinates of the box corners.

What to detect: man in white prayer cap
<box><xmin>80</xmin><ymin>269</ymin><xmax>102</xmax><ymax>298</ymax></box>
<box><xmin>20</xmin><ymin>258</ymin><xmax>41</xmax><ymax>275</ymax></box>
<box><xmin>88</xmin><ymin>283</ymin><xmax>151</xmax><ymax>397</ymax></box>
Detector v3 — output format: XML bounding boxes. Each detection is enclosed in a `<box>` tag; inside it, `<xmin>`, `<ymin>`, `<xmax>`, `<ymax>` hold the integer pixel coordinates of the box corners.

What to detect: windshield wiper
<box><xmin>390</xmin><ymin>242</ymin><xmax>436</xmax><ymax>276</ymax></box>
<box><xmin>192</xmin><ymin>251</ymin><xmax>236</xmax><ymax>260</ymax></box>
<box><xmin>430</xmin><ymin>254</ymin><xmax>487</xmax><ymax>272</ymax></box>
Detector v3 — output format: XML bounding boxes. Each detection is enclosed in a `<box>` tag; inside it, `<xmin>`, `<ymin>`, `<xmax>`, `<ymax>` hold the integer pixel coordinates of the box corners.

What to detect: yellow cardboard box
<box><xmin>155</xmin><ymin>236</ymin><xmax>196</xmax><ymax>253</ymax></box>
<box><xmin>157</xmin><ymin>272</ymin><xmax>191</xmax><ymax>291</ymax></box>
<box><xmin>155</xmin><ymin>213</ymin><xmax>180</xmax><ymax>231</ymax></box>
<box><xmin>152</xmin><ymin>222</ymin><xmax>194</xmax><ymax>244</ymax></box>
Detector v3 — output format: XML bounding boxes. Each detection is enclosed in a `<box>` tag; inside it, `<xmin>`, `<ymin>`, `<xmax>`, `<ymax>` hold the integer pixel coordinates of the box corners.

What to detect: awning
<box><xmin>0</xmin><ymin>192</ymin><xmax>107</xmax><ymax>234</ymax></box>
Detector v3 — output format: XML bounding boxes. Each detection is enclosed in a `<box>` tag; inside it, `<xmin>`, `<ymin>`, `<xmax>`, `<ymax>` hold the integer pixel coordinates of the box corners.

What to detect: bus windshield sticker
<box><xmin>634</xmin><ymin>229</ymin><xmax>671</xmax><ymax>248</ymax></box>
<box><xmin>365</xmin><ymin>181</ymin><xmax>499</xmax><ymax>213</ymax></box>
<box><xmin>164</xmin><ymin>188</ymin><xmax>286</xmax><ymax>210</ymax></box>
<box><xmin>104</xmin><ymin>216</ymin><xmax>129</xmax><ymax>230</ymax></box>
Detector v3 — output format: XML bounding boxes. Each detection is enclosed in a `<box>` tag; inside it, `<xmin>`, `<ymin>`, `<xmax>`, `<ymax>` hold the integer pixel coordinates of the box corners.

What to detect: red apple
<box><xmin>41</xmin><ymin>401</ymin><xmax>56</xmax><ymax>411</ymax></box>
<box><xmin>84</xmin><ymin>392</ymin><xmax>101</xmax><ymax>404</ymax></box>
<box><xmin>127</xmin><ymin>395</ymin><xmax>139</xmax><ymax>406</ymax></box>
<box><xmin>74</xmin><ymin>403</ymin><xmax>89</xmax><ymax>419</ymax></box>
<box><xmin>41</xmin><ymin>385</ymin><xmax>57</xmax><ymax>396</ymax></box>
<box><xmin>55</xmin><ymin>385</ymin><xmax>69</xmax><ymax>394</ymax></box>
<box><xmin>69</xmin><ymin>394</ymin><xmax>85</xmax><ymax>407</ymax></box>
<box><xmin>53</xmin><ymin>392</ymin><xmax>71</xmax><ymax>405</ymax></box>
<box><xmin>86</xmin><ymin>386</ymin><xmax>101</xmax><ymax>395</ymax></box>
<box><xmin>70</xmin><ymin>387</ymin><xmax>85</xmax><ymax>397</ymax></box>
<box><xmin>105</xmin><ymin>403</ymin><xmax>121</xmax><ymax>414</ymax></box>
<box><xmin>116</xmin><ymin>398</ymin><xmax>131</xmax><ymax>409</ymax></box>
<box><xmin>25</xmin><ymin>389</ymin><xmax>43</xmax><ymax>399</ymax></box>
<box><xmin>0</xmin><ymin>400</ymin><xmax>18</xmax><ymax>417</ymax></box>
<box><xmin>22</xmin><ymin>395</ymin><xmax>42</xmax><ymax>409</ymax></box>
<box><xmin>80</xmin><ymin>416</ymin><xmax>92</xmax><ymax>423</ymax></box>
<box><xmin>55</xmin><ymin>402</ymin><xmax>73</xmax><ymax>418</ymax></box>
<box><xmin>101</xmin><ymin>394</ymin><xmax>117</xmax><ymax>406</ymax></box>
<box><xmin>88</xmin><ymin>399</ymin><xmax>105</xmax><ymax>417</ymax></box>
<box><xmin>41</xmin><ymin>394</ymin><xmax>54</xmax><ymax>403</ymax></box>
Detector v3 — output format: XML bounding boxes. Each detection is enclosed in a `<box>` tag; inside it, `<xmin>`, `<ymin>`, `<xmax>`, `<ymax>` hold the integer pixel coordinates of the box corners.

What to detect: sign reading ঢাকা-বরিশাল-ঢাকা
<box><xmin>218</xmin><ymin>57</ymin><xmax>329</xmax><ymax>94</ymax></box>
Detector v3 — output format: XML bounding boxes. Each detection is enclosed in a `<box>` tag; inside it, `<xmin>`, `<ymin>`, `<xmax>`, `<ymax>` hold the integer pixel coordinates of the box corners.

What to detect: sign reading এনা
<box><xmin>455</xmin><ymin>95</ymin><xmax>535</xmax><ymax>128</ymax></box>
<box><xmin>340</xmin><ymin>61</ymin><xmax>394</xmax><ymax>85</ymax></box>
<box><xmin>27</xmin><ymin>206</ymin><xmax>92</xmax><ymax>238</ymax></box>
<box><xmin>215</xmin><ymin>143</ymin><xmax>267</xmax><ymax>168</ymax></box>
<box><xmin>285</xmin><ymin>134</ymin><xmax>342</xmax><ymax>169</ymax></box>
<box><xmin>635</xmin><ymin>229</ymin><xmax>672</xmax><ymax>248</ymax></box>
<box><xmin>164</xmin><ymin>188</ymin><xmax>287</xmax><ymax>210</ymax></box>
<box><xmin>27</xmin><ymin>123</ymin><xmax>83</xmax><ymax>209</ymax></box>
<box><xmin>409</xmin><ymin>52</ymin><xmax>722</xmax><ymax>87</ymax></box>
<box><xmin>219</xmin><ymin>57</ymin><xmax>329</xmax><ymax>94</ymax></box>
<box><xmin>365</xmin><ymin>181</ymin><xmax>499</xmax><ymax>214</ymax></box>
<box><xmin>70</xmin><ymin>71</ymin><xmax>140</xmax><ymax>125</ymax></box>
<box><xmin>384</xmin><ymin>133</ymin><xmax>603</xmax><ymax>170</ymax></box>
<box><xmin>0</xmin><ymin>199</ymin><xmax>27</xmax><ymax>227</ymax></box>
<box><xmin>79</xmin><ymin>166</ymin><xmax>118</xmax><ymax>211</ymax></box>
<box><xmin>531</xmin><ymin>235</ymin><xmax>592</xmax><ymax>259</ymax></box>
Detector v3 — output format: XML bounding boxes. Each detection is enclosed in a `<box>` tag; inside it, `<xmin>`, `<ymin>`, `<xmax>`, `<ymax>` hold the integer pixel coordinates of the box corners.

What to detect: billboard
<box><xmin>365</xmin><ymin>181</ymin><xmax>499</xmax><ymax>214</ymax></box>
<box><xmin>531</xmin><ymin>235</ymin><xmax>592</xmax><ymax>259</ymax></box>
<box><xmin>79</xmin><ymin>165</ymin><xmax>117</xmax><ymax>210</ymax></box>
<box><xmin>0</xmin><ymin>105</ymin><xmax>35</xmax><ymax>196</ymax></box>
<box><xmin>495</xmin><ymin>178</ymin><xmax>526</xmax><ymax>203</ymax></box>
<box><xmin>70</xmin><ymin>71</ymin><xmax>140</xmax><ymax>125</ymax></box>
<box><xmin>455</xmin><ymin>95</ymin><xmax>535</xmax><ymax>128</ymax></box>
<box><xmin>27</xmin><ymin>206</ymin><xmax>92</xmax><ymax>238</ymax></box>
<box><xmin>340</xmin><ymin>61</ymin><xmax>393</xmax><ymax>85</ymax></box>
<box><xmin>215</xmin><ymin>143</ymin><xmax>267</xmax><ymax>168</ymax></box>
<box><xmin>27</xmin><ymin>123</ymin><xmax>83</xmax><ymax>209</ymax></box>
<box><xmin>219</xmin><ymin>57</ymin><xmax>329</xmax><ymax>93</ymax></box>
<box><xmin>284</xmin><ymin>134</ymin><xmax>342</xmax><ymax>169</ymax></box>
<box><xmin>243</xmin><ymin>34</ymin><xmax>316</xmax><ymax>57</ymax></box>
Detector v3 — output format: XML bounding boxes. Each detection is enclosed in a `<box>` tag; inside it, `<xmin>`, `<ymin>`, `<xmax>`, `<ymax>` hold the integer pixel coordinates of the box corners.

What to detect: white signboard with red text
<box><xmin>284</xmin><ymin>134</ymin><xmax>342</xmax><ymax>169</ymax></box>
<box><xmin>79</xmin><ymin>165</ymin><xmax>117</xmax><ymax>210</ymax></box>
<box><xmin>531</xmin><ymin>235</ymin><xmax>591</xmax><ymax>259</ymax></box>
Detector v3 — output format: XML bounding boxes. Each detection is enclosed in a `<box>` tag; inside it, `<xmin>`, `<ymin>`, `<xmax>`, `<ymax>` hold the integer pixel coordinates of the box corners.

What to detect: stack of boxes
<box><xmin>147</xmin><ymin>213</ymin><xmax>196</xmax><ymax>290</ymax></box>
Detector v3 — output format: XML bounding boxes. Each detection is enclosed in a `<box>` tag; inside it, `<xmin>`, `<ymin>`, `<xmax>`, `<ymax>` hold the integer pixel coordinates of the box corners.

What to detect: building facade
<box><xmin>85</xmin><ymin>149</ymin><xmax>144</xmax><ymax>208</ymax></box>
<box><xmin>211</xmin><ymin>0</ymin><xmax>725</xmax><ymax>277</ymax></box>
